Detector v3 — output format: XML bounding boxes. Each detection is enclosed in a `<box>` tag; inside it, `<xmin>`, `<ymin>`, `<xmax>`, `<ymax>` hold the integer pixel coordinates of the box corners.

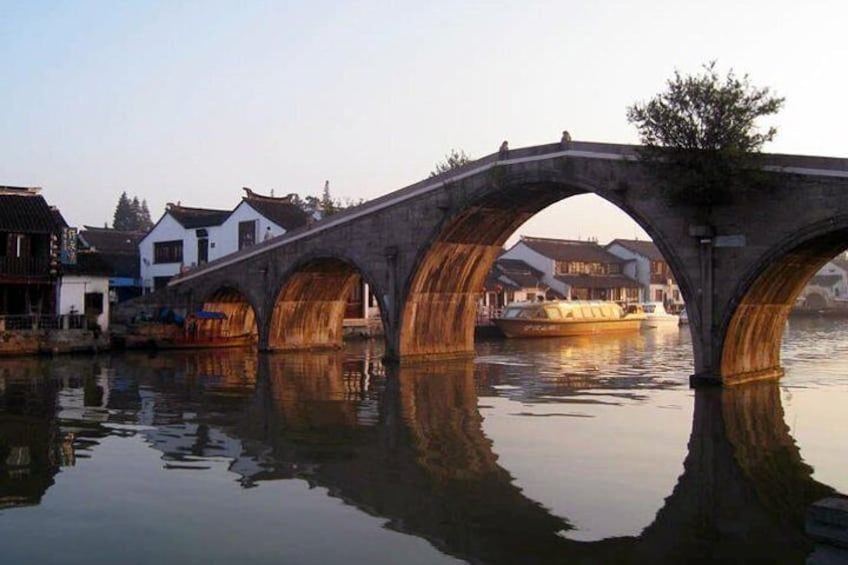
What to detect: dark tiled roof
<box><xmin>810</xmin><ymin>274</ymin><xmax>843</xmax><ymax>287</ymax></box>
<box><xmin>494</xmin><ymin>259</ymin><xmax>545</xmax><ymax>289</ymax></box>
<box><xmin>831</xmin><ymin>255</ymin><xmax>848</xmax><ymax>273</ymax></box>
<box><xmin>80</xmin><ymin>227</ymin><xmax>144</xmax><ymax>253</ymax></box>
<box><xmin>0</xmin><ymin>193</ymin><xmax>62</xmax><ymax>233</ymax></box>
<box><xmin>483</xmin><ymin>273</ymin><xmax>519</xmax><ymax>292</ymax></box>
<box><xmin>167</xmin><ymin>205</ymin><xmax>231</xmax><ymax>229</ymax></box>
<box><xmin>63</xmin><ymin>252</ymin><xmax>113</xmax><ymax>277</ymax></box>
<box><xmin>242</xmin><ymin>191</ymin><xmax>310</xmax><ymax>231</ymax></box>
<box><xmin>555</xmin><ymin>273</ymin><xmax>642</xmax><ymax>289</ymax></box>
<box><xmin>99</xmin><ymin>252</ymin><xmax>140</xmax><ymax>278</ymax></box>
<box><xmin>607</xmin><ymin>238</ymin><xmax>665</xmax><ymax>261</ymax></box>
<box><xmin>51</xmin><ymin>207</ymin><xmax>68</xmax><ymax>229</ymax></box>
<box><xmin>519</xmin><ymin>236</ymin><xmax>623</xmax><ymax>264</ymax></box>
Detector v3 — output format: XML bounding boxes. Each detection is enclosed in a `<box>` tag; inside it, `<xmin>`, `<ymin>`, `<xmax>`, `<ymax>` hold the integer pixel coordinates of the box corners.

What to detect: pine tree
<box><xmin>112</xmin><ymin>192</ymin><xmax>154</xmax><ymax>231</ymax></box>
<box><xmin>139</xmin><ymin>200</ymin><xmax>153</xmax><ymax>231</ymax></box>
<box><xmin>113</xmin><ymin>192</ymin><xmax>133</xmax><ymax>230</ymax></box>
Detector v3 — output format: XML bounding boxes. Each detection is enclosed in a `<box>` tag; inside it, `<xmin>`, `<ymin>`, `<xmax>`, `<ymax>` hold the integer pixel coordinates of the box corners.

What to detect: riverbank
<box><xmin>0</xmin><ymin>328</ymin><xmax>109</xmax><ymax>356</ymax></box>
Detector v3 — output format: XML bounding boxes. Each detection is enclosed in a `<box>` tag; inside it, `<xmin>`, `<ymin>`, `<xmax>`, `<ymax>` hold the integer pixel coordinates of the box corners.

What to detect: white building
<box><xmin>139</xmin><ymin>189</ymin><xmax>310</xmax><ymax>292</ymax></box>
<box><xmin>605</xmin><ymin>238</ymin><xmax>682</xmax><ymax>307</ymax></box>
<box><xmin>499</xmin><ymin>236</ymin><xmax>641</xmax><ymax>302</ymax></box>
<box><xmin>59</xmin><ymin>253</ymin><xmax>112</xmax><ymax>331</ymax></box>
<box><xmin>797</xmin><ymin>255</ymin><xmax>848</xmax><ymax>309</ymax></box>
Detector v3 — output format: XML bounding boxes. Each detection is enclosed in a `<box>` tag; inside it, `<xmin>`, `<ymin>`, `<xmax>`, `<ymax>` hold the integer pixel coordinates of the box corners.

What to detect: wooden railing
<box><xmin>0</xmin><ymin>314</ymin><xmax>87</xmax><ymax>331</ymax></box>
<box><xmin>0</xmin><ymin>256</ymin><xmax>50</xmax><ymax>276</ymax></box>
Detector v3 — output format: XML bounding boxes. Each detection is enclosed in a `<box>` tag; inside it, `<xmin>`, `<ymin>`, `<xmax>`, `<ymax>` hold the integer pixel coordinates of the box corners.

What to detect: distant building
<box><xmin>78</xmin><ymin>226</ymin><xmax>145</xmax><ymax>304</ymax></box>
<box><xmin>797</xmin><ymin>255</ymin><xmax>848</xmax><ymax>309</ymax></box>
<box><xmin>59</xmin><ymin>250</ymin><xmax>112</xmax><ymax>331</ymax></box>
<box><xmin>479</xmin><ymin>257</ymin><xmax>558</xmax><ymax>322</ymax></box>
<box><xmin>499</xmin><ymin>236</ymin><xmax>641</xmax><ymax>302</ymax></box>
<box><xmin>606</xmin><ymin>238</ymin><xmax>682</xmax><ymax>307</ymax></box>
<box><xmin>139</xmin><ymin>188</ymin><xmax>310</xmax><ymax>292</ymax></box>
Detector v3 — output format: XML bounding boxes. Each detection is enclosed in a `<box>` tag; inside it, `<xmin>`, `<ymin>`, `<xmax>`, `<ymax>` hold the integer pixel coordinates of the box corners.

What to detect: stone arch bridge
<box><xmin>168</xmin><ymin>140</ymin><xmax>848</xmax><ymax>385</ymax></box>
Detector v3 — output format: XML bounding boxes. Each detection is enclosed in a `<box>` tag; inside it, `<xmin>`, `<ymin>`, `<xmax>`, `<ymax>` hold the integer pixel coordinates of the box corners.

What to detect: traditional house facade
<box><xmin>139</xmin><ymin>188</ymin><xmax>310</xmax><ymax>292</ymax></box>
<box><xmin>499</xmin><ymin>236</ymin><xmax>641</xmax><ymax>303</ymax></box>
<box><xmin>0</xmin><ymin>186</ymin><xmax>65</xmax><ymax>320</ymax></box>
<box><xmin>606</xmin><ymin>238</ymin><xmax>682</xmax><ymax>308</ymax></box>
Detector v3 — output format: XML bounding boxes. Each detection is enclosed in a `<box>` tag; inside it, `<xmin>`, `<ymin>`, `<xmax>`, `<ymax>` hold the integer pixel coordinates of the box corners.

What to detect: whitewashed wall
<box><xmin>59</xmin><ymin>275</ymin><xmax>111</xmax><ymax>330</ymax></box>
<box><xmin>140</xmin><ymin>214</ymin><xmax>187</xmax><ymax>289</ymax></box>
<box><xmin>139</xmin><ymin>204</ymin><xmax>289</xmax><ymax>292</ymax></box>
<box><xmin>215</xmin><ymin>202</ymin><xmax>285</xmax><ymax>258</ymax></box>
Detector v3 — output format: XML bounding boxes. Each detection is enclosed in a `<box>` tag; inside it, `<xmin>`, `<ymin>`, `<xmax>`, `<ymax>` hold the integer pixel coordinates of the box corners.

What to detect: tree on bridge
<box><xmin>627</xmin><ymin>61</ymin><xmax>784</xmax><ymax>207</ymax></box>
<box><xmin>430</xmin><ymin>148</ymin><xmax>472</xmax><ymax>177</ymax></box>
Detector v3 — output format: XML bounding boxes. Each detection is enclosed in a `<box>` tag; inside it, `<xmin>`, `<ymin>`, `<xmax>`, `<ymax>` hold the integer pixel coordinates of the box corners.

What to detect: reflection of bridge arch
<box><xmin>0</xmin><ymin>353</ymin><xmax>839</xmax><ymax>562</ymax></box>
<box><xmin>243</xmin><ymin>356</ymin><xmax>834</xmax><ymax>563</ymax></box>
<box><xmin>264</xmin><ymin>254</ymin><xmax>387</xmax><ymax>351</ymax></box>
<box><xmin>721</xmin><ymin>218</ymin><xmax>848</xmax><ymax>382</ymax></box>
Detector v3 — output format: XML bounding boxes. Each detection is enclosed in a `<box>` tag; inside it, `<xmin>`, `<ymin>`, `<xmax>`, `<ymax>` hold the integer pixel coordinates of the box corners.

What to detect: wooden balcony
<box><xmin>0</xmin><ymin>256</ymin><xmax>50</xmax><ymax>277</ymax></box>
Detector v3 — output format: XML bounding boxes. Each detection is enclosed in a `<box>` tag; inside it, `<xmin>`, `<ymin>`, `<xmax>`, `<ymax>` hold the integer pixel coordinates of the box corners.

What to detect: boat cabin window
<box><xmin>644</xmin><ymin>304</ymin><xmax>657</xmax><ymax>313</ymax></box>
<box><xmin>544</xmin><ymin>307</ymin><xmax>562</xmax><ymax>320</ymax></box>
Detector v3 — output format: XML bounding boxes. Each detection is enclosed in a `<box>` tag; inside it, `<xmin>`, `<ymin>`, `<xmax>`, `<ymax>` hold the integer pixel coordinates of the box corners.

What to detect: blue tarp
<box><xmin>192</xmin><ymin>311</ymin><xmax>227</xmax><ymax>320</ymax></box>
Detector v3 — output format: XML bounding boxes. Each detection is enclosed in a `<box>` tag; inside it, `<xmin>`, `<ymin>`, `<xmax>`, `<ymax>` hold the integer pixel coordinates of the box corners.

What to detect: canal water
<box><xmin>0</xmin><ymin>317</ymin><xmax>846</xmax><ymax>564</ymax></box>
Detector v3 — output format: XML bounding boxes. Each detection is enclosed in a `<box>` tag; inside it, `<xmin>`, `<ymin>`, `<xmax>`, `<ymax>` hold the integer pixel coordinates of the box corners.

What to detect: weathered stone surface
<box><xmin>166</xmin><ymin>141</ymin><xmax>848</xmax><ymax>384</ymax></box>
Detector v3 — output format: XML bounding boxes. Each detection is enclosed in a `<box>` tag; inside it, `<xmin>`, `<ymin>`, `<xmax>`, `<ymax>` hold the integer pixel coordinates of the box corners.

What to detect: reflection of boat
<box><xmin>640</xmin><ymin>302</ymin><xmax>679</xmax><ymax>327</ymax></box>
<box><xmin>124</xmin><ymin>311</ymin><xmax>256</xmax><ymax>349</ymax></box>
<box><xmin>492</xmin><ymin>300</ymin><xmax>645</xmax><ymax>338</ymax></box>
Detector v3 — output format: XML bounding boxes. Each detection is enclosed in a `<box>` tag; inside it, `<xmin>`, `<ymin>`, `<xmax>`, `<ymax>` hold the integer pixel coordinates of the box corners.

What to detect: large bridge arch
<box><xmin>396</xmin><ymin>164</ymin><xmax>697</xmax><ymax>360</ymax></box>
<box><xmin>719</xmin><ymin>215</ymin><xmax>848</xmax><ymax>383</ymax></box>
<box><xmin>265</xmin><ymin>253</ymin><xmax>388</xmax><ymax>352</ymax></box>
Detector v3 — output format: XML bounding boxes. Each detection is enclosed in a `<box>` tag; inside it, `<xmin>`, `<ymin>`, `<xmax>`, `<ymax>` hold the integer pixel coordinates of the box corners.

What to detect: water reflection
<box><xmin>0</xmin><ymin>347</ymin><xmax>842</xmax><ymax>563</ymax></box>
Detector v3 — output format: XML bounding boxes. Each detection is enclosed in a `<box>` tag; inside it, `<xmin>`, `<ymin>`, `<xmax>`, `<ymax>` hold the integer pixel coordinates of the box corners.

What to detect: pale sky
<box><xmin>2</xmin><ymin>1</ymin><xmax>846</xmax><ymax>243</ymax></box>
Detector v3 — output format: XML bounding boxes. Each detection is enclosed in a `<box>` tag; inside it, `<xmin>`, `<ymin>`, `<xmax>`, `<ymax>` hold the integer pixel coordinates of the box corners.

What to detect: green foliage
<box><xmin>430</xmin><ymin>148</ymin><xmax>472</xmax><ymax>177</ymax></box>
<box><xmin>627</xmin><ymin>62</ymin><xmax>784</xmax><ymax>207</ymax></box>
<box><xmin>286</xmin><ymin>183</ymin><xmax>363</xmax><ymax>220</ymax></box>
<box><xmin>112</xmin><ymin>191</ymin><xmax>154</xmax><ymax>231</ymax></box>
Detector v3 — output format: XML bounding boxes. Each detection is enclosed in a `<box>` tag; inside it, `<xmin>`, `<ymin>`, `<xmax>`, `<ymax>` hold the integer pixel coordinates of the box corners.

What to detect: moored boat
<box><xmin>492</xmin><ymin>300</ymin><xmax>645</xmax><ymax>338</ymax></box>
<box><xmin>639</xmin><ymin>302</ymin><xmax>680</xmax><ymax>327</ymax></box>
<box><xmin>121</xmin><ymin>311</ymin><xmax>256</xmax><ymax>349</ymax></box>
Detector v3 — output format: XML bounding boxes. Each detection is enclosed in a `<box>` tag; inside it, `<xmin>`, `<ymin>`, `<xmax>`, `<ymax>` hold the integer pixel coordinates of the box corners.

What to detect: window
<box><xmin>154</xmin><ymin>240</ymin><xmax>183</xmax><ymax>264</ymax></box>
<box><xmin>153</xmin><ymin>276</ymin><xmax>172</xmax><ymax>291</ymax></box>
<box><xmin>239</xmin><ymin>220</ymin><xmax>257</xmax><ymax>250</ymax></box>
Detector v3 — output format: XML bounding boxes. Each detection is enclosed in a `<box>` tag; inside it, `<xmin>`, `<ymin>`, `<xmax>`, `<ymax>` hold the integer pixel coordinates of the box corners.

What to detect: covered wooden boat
<box><xmin>492</xmin><ymin>300</ymin><xmax>645</xmax><ymax>338</ymax></box>
<box><xmin>123</xmin><ymin>311</ymin><xmax>256</xmax><ymax>349</ymax></box>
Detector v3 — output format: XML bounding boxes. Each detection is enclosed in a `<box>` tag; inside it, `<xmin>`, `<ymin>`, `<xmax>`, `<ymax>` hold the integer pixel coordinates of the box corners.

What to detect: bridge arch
<box><xmin>397</xmin><ymin>166</ymin><xmax>695</xmax><ymax>360</ymax></box>
<box><xmin>192</xmin><ymin>283</ymin><xmax>259</xmax><ymax>343</ymax></box>
<box><xmin>720</xmin><ymin>215</ymin><xmax>848</xmax><ymax>383</ymax></box>
<box><xmin>265</xmin><ymin>253</ymin><xmax>387</xmax><ymax>352</ymax></box>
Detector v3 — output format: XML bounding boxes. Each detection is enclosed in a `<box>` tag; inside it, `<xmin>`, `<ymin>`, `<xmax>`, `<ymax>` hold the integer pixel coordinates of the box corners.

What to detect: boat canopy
<box><xmin>501</xmin><ymin>300</ymin><xmax>624</xmax><ymax>321</ymax></box>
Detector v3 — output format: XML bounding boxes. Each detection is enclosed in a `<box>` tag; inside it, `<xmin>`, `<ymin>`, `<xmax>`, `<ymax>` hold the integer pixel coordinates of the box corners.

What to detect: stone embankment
<box><xmin>0</xmin><ymin>329</ymin><xmax>109</xmax><ymax>356</ymax></box>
